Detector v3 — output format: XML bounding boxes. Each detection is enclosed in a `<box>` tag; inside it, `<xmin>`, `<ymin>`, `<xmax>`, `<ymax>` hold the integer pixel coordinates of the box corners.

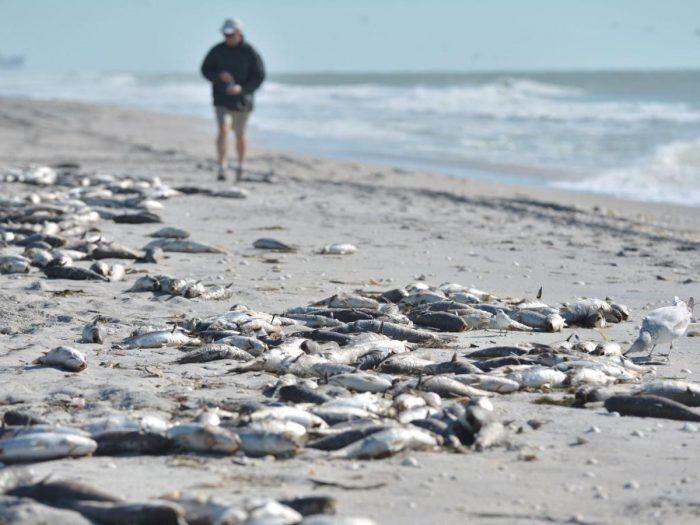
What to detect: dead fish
<box><xmin>452</xmin><ymin>374</ymin><xmax>520</xmax><ymax>394</ymax></box>
<box><xmin>304</xmin><ymin>330</ymin><xmax>354</xmax><ymax>346</ymax></box>
<box><xmin>195</xmin><ymin>410</ymin><xmax>221</xmax><ymax>427</ymax></box>
<box><xmin>137</xmin><ymin>246</ymin><xmax>164</xmax><ymax>264</ymax></box>
<box><xmin>253</xmin><ymin>238</ymin><xmax>297</xmax><ymax>252</ymax></box>
<box><xmin>311</xmin><ymin>405</ymin><xmax>377</xmax><ymax>425</ymax></box>
<box><xmin>42</xmin><ymin>264</ymin><xmax>109</xmax><ymax>281</ymax></box>
<box><xmin>109</xmin><ymin>264</ymin><xmax>125</xmax><ymax>282</ymax></box>
<box><xmin>143</xmin><ymin>238</ymin><xmax>224</xmax><ymax>253</ymax></box>
<box><xmin>609</xmin><ymin>302</ymin><xmax>630</xmax><ymax>321</ymax></box>
<box><xmin>313</xmin><ymin>293</ymin><xmax>380</xmax><ymax>310</ymax></box>
<box><xmin>112</xmin><ymin>211</ymin><xmax>162</xmax><ymax>223</ymax></box>
<box><xmin>510</xmin><ymin>310</ymin><xmax>565</xmax><ymax>332</ymax></box>
<box><xmin>242</xmin><ymin>498</ymin><xmax>302</xmax><ymax>525</ymax></box>
<box><xmin>126</xmin><ymin>274</ymin><xmax>161</xmax><ymax>292</ymax></box>
<box><xmin>249</xmin><ymin>405</ymin><xmax>328</xmax><ymax>430</ymax></box>
<box><xmin>238</xmin><ymin>420</ymin><xmax>306</xmax><ymax>457</ymax></box>
<box><xmin>34</xmin><ymin>346</ymin><xmax>87</xmax><ymax>372</ymax></box>
<box><xmin>575</xmin><ymin>385</ymin><xmax>617</xmax><ymax>405</ymax></box>
<box><xmin>637</xmin><ymin>380</ymin><xmax>700</xmax><ymax>407</ymax></box>
<box><xmin>91</xmin><ymin>243</ymin><xmax>140</xmax><ymax>260</ymax></box>
<box><xmin>465</xmin><ymin>346</ymin><xmax>530</xmax><ymax>359</ymax></box>
<box><xmin>69</xmin><ymin>500</ymin><xmax>185</xmax><ymax>525</ymax></box>
<box><xmin>149</xmin><ymin>227</ymin><xmax>190</xmax><ymax>239</ymax></box>
<box><xmin>378</xmin><ymin>354</ymin><xmax>433</xmax><ymax>375</ymax></box>
<box><xmin>560</xmin><ymin>299</ymin><xmax>610</xmax><ymax>327</ymax></box>
<box><xmin>52</xmin><ymin>248</ymin><xmax>91</xmax><ymax>261</ymax></box>
<box><xmin>488</xmin><ymin>310</ymin><xmax>533</xmax><ymax>333</ymax></box>
<box><xmin>592</xmin><ymin>342</ymin><xmax>622</xmax><ymax>357</ymax></box>
<box><xmin>89</xmin><ymin>261</ymin><xmax>110</xmax><ymax>277</ymax></box>
<box><xmin>416</xmin><ymin>375</ymin><xmax>490</xmax><ymax>398</ymax></box>
<box><xmin>409</xmin><ymin>311</ymin><xmax>470</xmax><ymax>332</ymax></box>
<box><xmin>422</xmin><ymin>355</ymin><xmax>481</xmax><ymax>375</ymax></box>
<box><xmin>6</xmin><ymin>478</ymin><xmax>121</xmax><ymax>505</ymax></box>
<box><xmin>160</xmin><ymin>494</ymin><xmax>245</xmax><ymax>525</ymax></box>
<box><xmin>379</xmin><ymin>288</ymin><xmax>409</xmax><ymax>303</ymax></box>
<box><xmin>213</xmin><ymin>335</ymin><xmax>267</xmax><ymax>356</ymax></box>
<box><xmin>2</xmin><ymin>424</ymin><xmax>91</xmax><ymax>440</ymax></box>
<box><xmin>320</xmin><ymin>243</ymin><xmax>357</xmax><ymax>255</ymax></box>
<box><xmin>212</xmin><ymin>187</ymin><xmax>249</xmax><ymax>199</ymax></box>
<box><xmin>121</xmin><ymin>330</ymin><xmax>199</xmax><ymax>349</ymax></box>
<box><xmin>307</xmin><ymin>425</ymin><xmax>388</xmax><ymax>451</ymax></box>
<box><xmin>49</xmin><ymin>253</ymin><xmax>73</xmax><ymax>267</ymax></box>
<box><xmin>94</xmin><ymin>430</ymin><xmax>174</xmax><ymax>456</ymax></box>
<box><xmin>278</xmin><ymin>384</ymin><xmax>330</xmax><ymax>404</ymax></box>
<box><xmin>0</xmin><ymin>432</ymin><xmax>97</xmax><ymax>463</ymax></box>
<box><xmin>355</xmin><ymin>348</ymin><xmax>394</xmax><ymax>370</ymax></box>
<box><xmin>400</xmin><ymin>291</ymin><xmax>448</xmax><ymax>307</ymax></box>
<box><xmin>26</xmin><ymin>248</ymin><xmax>54</xmax><ymax>268</ymax></box>
<box><xmin>83</xmin><ymin>414</ymin><xmax>170</xmax><ymax>436</ymax></box>
<box><xmin>473</xmin><ymin>356</ymin><xmax>538</xmax><ymax>372</ymax></box>
<box><xmin>81</xmin><ymin>322</ymin><xmax>105</xmax><ymax>344</ymax></box>
<box><xmin>605</xmin><ymin>395</ymin><xmax>700</xmax><ymax>422</ymax></box>
<box><xmin>566</xmin><ymin>368</ymin><xmax>615</xmax><ymax>386</ymax></box>
<box><xmin>334</xmin><ymin>320</ymin><xmax>441</xmax><ymax>345</ymax></box>
<box><xmin>167</xmin><ymin>423</ymin><xmax>240</xmax><ymax>454</ymax></box>
<box><xmin>474</xmin><ymin>421</ymin><xmax>507</xmax><ymax>451</ymax></box>
<box><xmin>448</xmin><ymin>292</ymin><xmax>482</xmax><ymax>304</ymax></box>
<box><xmin>175</xmin><ymin>344</ymin><xmax>253</xmax><ymax>364</ymax></box>
<box><xmin>506</xmin><ymin>367</ymin><xmax>567</xmax><ymax>389</ymax></box>
<box><xmin>397</xmin><ymin>406</ymin><xmax>439</xmax><ymax>424</ymax></box>
<box><xmin>286</xmin><ymin>313</ymin><xmax>347</xmax><ymax>328</ymax></box>
<box><xmin>16</xmin><ymin>232</ymin><xmax>65</xmax><ymax>248</ymax></box>
<box><xmin>3</xmin><ymin>410</ymin><xmax>47</xmax><ymax>427</ymax></box>
<box><xmin>393</xmin><ymin>392</ymin><xmax>427</xmax><ymax>412</ymax></box>
<box><xmin>331</xmin><ymin>427</ymin><xmax>437</xmax><ymax>459</ymax></box>
<box><xmin>329</xmin><ymin>372</ymin><xmax>393</xmax><ymax>393</ymax></box>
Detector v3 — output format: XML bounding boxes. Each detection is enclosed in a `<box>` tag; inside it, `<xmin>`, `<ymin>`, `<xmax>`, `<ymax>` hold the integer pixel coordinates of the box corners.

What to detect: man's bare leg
<box><xmin>235</xmin><ymin>132</ymin><xmax>246</xmax><ymax>181</ymax></box>
<box><xmin>217</xmin><ymin>126</ymin><xmax>229</xmax><ymax>180</ymax></box>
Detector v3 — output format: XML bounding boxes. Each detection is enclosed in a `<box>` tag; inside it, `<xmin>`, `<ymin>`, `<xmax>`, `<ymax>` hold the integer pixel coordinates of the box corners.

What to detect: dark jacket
<box><xmin>200</xmin><ymin>39</ymin><xmax>265</xmax><ymax>111</ymax></box>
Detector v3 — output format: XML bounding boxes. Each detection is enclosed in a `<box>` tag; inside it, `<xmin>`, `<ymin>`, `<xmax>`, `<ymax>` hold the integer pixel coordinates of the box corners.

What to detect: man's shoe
<box><xmin>217</xmin><ymin>166</ymin><xmax>227</xmax><ymax>181</ymax></box>
<box><xmin>235</xmin><ymin>166</ymin><xmax>244</xmax><ymax>182</ymax></box>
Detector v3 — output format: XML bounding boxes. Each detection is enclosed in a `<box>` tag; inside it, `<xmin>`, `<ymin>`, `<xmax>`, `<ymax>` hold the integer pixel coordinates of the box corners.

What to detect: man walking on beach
<box><xmin>201</xmin><ymin>18</ymin><xmax>265</xmax><ymax>181</ymax></box>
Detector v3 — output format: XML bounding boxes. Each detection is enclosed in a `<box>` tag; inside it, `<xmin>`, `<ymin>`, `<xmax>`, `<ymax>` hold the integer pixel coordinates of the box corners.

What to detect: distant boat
<box><xmin>0</xmin><ymin>53</ymin><xmax>25</xmax><ymax>69</ymax></box>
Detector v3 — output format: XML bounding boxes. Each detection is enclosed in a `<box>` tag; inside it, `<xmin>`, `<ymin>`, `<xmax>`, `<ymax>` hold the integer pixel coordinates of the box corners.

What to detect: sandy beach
<box><xmin>0</xmin><ymin>97</ymin><xmax>699</xmax><ymax>524</ymax></box>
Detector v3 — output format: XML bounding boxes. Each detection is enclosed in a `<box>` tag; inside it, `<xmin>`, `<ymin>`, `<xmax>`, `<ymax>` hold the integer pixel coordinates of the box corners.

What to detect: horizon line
<box><xmin>7</xmin><ymin>66</ymin><xmax>700</xmax><ymax>76</ymax></box>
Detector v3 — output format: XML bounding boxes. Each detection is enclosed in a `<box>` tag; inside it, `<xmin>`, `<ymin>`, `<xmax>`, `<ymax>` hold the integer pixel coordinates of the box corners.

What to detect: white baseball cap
<box><xmin>221</xmin><ymin>18</ymin><xmax>243</xmax><ymax>35</ymax></box>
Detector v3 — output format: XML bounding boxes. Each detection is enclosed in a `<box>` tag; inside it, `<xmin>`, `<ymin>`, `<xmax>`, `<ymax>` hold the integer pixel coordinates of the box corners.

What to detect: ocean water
<box><xmin>1</xmin><ymin>70</ymin><xmax>700</xmax><ymax>207</ymax></box>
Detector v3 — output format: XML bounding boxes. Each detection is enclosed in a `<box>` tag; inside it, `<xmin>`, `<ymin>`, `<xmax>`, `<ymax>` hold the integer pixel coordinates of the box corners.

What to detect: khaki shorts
<box><xmin>215</xmin><ymin>106</ymin><xmax>250</xmax><ymax>135</ymax></box>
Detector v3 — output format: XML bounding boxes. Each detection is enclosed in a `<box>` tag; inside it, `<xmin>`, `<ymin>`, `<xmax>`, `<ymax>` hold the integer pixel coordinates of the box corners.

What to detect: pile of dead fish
<box><xmin>0</xmin><ymin>165</ymin><xmax>232</xmax><ymax>281</ymax></box>
<box><xmin>126</xmin><ymin>273</ymin><xmax>234</xmax><ymax>300</ymax></box>
<box><xmin>24</xmin><ymin>278</ymin><xmax>697</xmax><ymax>470</ymax></box>
<box><xmin>0</xmin><ymin>466</ymin><xmax>371</xmax><ymax>525</ymax></box>
<box><xmin>40</xmin><ymin>282</ymin><xmax>645</xmax><ymax>464</ymax></box>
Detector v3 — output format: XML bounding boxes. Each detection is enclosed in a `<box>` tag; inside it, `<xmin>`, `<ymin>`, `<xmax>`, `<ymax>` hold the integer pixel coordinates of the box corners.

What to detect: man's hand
<box><xmin>226</xmin><ymin>84</ymin><xmax>242</xmax><ymax>96</ymax></box>
<box><xmin>219</xmin><ymin>71</ymin><xmax>234</xmax><ymax>83</ymax></box>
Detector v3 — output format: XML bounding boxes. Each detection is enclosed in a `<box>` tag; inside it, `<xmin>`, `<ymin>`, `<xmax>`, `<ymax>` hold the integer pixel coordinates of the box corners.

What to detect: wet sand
<box><xmin>0</xmin><ymin>97</ymin><xmax>699</xmax><ymax>524</ymax></box>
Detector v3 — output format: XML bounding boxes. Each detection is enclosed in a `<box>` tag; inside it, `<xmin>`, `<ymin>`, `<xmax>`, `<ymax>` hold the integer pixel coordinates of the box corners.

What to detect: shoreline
<box><xmin>2</xmin><ymin>95</ymin><xmax>699</xmax><ymax>218</ymax></box>
<box><xmin>1</xmin><ymin>97</ymin><xmax>699</xmax><ymax>524</ymax></box>
<box><xmin>2</xmin><ymin>92</ymin><xmax>699</xmax><ymax>211</ymax></box>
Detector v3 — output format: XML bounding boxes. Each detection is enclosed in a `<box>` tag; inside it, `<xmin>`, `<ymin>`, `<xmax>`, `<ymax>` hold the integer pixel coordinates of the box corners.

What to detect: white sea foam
<box><xmin>1</xmin><ymin>71</ymin><xmax>700</xmax><ymax>206</ymax></box>
<box><xmin>554</xmin><ymin>138</ymin><xmax>700</xmax><ymax>206</ymax></box>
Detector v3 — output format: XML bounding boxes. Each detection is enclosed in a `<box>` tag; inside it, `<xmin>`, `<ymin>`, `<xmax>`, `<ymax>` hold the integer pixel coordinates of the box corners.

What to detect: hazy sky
<box><xmin>2</xmin><ymin>0</ymin><xmax>700</xmax><ymax>73</ymax></box>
